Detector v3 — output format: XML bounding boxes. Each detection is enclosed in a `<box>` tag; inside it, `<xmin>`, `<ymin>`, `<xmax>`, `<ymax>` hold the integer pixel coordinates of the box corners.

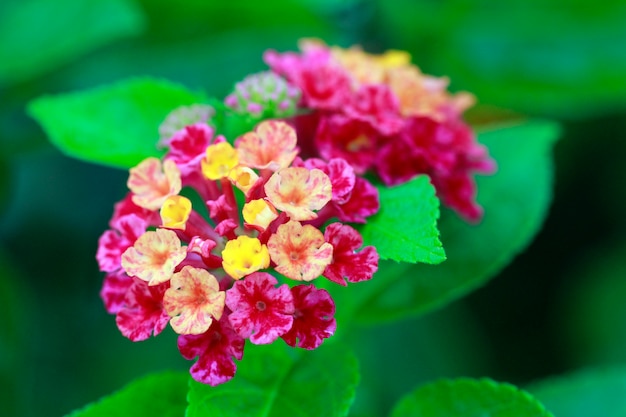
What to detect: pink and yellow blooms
<box><xmin>99</xmin><ymin>118</ymin><xmax>379</xmax><ymax>386</ymax></box>
<box><xmin>97</xmin><ymin>40</ymin><xmax>495</xmax><ymax>387</ymax></box>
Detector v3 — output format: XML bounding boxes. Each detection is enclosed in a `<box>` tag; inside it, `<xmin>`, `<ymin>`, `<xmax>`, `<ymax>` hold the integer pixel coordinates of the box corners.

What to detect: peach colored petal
<box><xmin>163</xmin><ymin>266</ymin><xmax>225</xmax><ymax>335</ymax></box>
<box><xmin>121</xmin><ymin>228</ymin><xmax>186</xmax><ymax>285</ymax></box>
<box><xmin>235</xmin><ymin>120</ymin><xmax>298</xmax><ymax>171</ymax></box>
<box><xmin>128</xmin><ymin>158</ymin><xmax>182</xmax><ymax>210</ymax></box>
<box><xmin>267</xmin><ymin>220</ymin><xmax>333</xmax><ymax>281</ymax></box>
<box><xmin>264</xmin><ymin>167</ymin><xmax>332</xmax><ymax>221</ymax></box>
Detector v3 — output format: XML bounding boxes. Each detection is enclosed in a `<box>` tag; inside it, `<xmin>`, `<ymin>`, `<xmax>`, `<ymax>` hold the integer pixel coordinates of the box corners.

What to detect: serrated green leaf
<box><xmin>391</xmin><ymin>378</ymin><xmax>553</xmax><ymax>417</ymax></box>
<box><xmin>187</xmin><ymin>343</ymin><xmax>359</xmax><ymax>417</ymax></box>
<box><xmin>64</xmin><ymin>371</ymin><xmax>188</xmax><ymax>417</ymax></box>
<box><xmin>0</xmin><ymin>0</ymin><xmax>145</xmax><ymax>86</ymax></box>
<box><xmin>333</xmin><ymin>120</ymin><xmax>560</xmax><ymax>325</ymax></box>
<box><xmin>360</xmin><ymin>176</ymin><xmax>445</xmax><ymax>264</ymax></box>
<box><xmin>526</xmin><ymin>367</ymin><xmax>626</xmax><ymax>417</ymax></box>
<box><xmin>27</xmin><ymin>78</ymin><xmax>207</xmax><ymax>168</ymax></box>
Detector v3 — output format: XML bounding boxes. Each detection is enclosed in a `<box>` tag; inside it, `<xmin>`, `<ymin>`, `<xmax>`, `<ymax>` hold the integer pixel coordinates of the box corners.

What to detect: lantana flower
<box><xmin>98</xmin><ymin>118</ymin><xmax>379</xmax><ymax>386</ymax></box>
<box><xmin>263</xmin><ymin>39</ymin><xmax>496</xmax><ymax>222</ymax></box>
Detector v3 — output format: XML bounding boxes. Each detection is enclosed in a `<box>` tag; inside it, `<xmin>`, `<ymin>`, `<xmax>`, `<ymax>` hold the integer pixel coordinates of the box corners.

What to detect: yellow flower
<box><xmin>242</xmin><ymin>199</ymin><xmax>278</xmax><ymax>231</ymax></box>
<box><xmin>221</xmin><ymin>235</ymin><xmax>270</xmax><ymax>280</ymax></box>
<box><xmin>201</xmin><ymin>141</ymin><xmax>239</xmax><ymax>180</ymax></box>
<box><xmin>160</xmin><ymin>195</ymin><xmax>192</xmax><ymax>230</ymax></box>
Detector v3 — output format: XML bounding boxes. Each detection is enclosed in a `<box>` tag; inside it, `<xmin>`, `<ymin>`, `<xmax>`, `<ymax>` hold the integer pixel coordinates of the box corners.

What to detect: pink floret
<box><xmin>281</xmin><ymin>285</ymin><xmax>336</xmax><ymax>350</ymax></box>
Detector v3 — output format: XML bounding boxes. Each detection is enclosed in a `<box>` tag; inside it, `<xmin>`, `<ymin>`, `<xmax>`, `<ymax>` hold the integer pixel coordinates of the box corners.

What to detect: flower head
<box><xmin>267</xmin><ymin>220</ymin><xmax>333</xmax><ymax>281</ymax></box>
<box><xmin>163</xmin><ymin>266</ymin><xmax>226</xmax><ymax>335</ymax></box>
<box><xmin>121</xmin><ymin>228</ymin><xmax>187</xmax><ymax>285</ymax></box>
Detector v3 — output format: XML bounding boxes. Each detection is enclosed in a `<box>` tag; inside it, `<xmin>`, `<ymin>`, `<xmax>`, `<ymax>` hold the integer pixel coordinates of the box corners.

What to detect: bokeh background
<box><xmin>1</xmin><ymin>1</ymin><xmax>626</xmax><ymax>416</ymax></box>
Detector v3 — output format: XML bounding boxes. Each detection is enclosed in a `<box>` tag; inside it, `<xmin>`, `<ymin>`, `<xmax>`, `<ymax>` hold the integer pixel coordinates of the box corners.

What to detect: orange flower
<box><xmin>163</xmin><ymin>266</ymin><xmax>225</xmax><ymax>335</ymax></box>
<box><xmin>236</xmin><ymin>120</ymin><xmax>298</xmax><ymax>171</ymax></box>
<box><xmin>121</xmin><ymin>228</ymin><xmax>186</xmax><ymax>285</ymax></box>
<box><xmin>264</xmin><ymin>167</ymin><xmax>332</xmax><ymax>221</ymax></box>
<box><xmin>127</xmin><ymin>158</ymin><xmax>182</xmax><ymax>210</ymax></box>
<box><xmin>267</xmin><ymin>220</ymin><xmax>333</xmax><ymax>281</ymax></box>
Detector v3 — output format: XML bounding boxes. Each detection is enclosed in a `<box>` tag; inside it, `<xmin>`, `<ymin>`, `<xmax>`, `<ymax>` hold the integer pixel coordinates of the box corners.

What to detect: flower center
<box><xmin>256</xmin><ymin>301</ymin><xmax>267</xmax><ymax>311</ymax></box>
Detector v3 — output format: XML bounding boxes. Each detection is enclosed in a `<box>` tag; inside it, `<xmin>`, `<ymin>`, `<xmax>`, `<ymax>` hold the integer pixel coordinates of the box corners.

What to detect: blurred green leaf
<box><xmin>332</xmin><ymin>120</ymin><xmax>560</xmax><ymax>325</ymax></box>
<box><xmin>360</xmin><ymin>176</ymin><xmax>445</xmax><ymax>264</ymax></box>
<box><xmin>559</xmin><ymin>242</ymin><xmax>626</xmax><ymax>366</ymax></box>
<box><xmin>64</xmin><ymin>371</ymin><xmax>188</xmax><ymax>417</ymax></box>
<box><xmin>391</xmin><ymin>378</ymin><xmax>553</xmax><ymax>417</ymax></box>
<box><xmin>0</xmin><ymin>0</ymin><xmax>145</xmax><ymax>87</ymax></box>
<box><xmin>527</xmin><ymin>367</ymin><xmax>626</xmax><ymax>417</ymax></box>
<box><xmin>378</xmin><ymin>0</ymin><xmax>626</xmax><ymax>119</ymax></box>
<box><xmin>187</xmin><ymin>343</ymin><xmax>358</xmax><ymax>417</ymax></box>
<box><xmin>27</xmin><ymin>77</ymin><xmax>207</xmax><ymax>168</ymax></box>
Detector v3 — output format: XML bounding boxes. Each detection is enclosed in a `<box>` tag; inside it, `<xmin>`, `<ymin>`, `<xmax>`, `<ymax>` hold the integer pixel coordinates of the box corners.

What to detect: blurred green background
<box><xmin>1</xmin><ymin>0</ymin><xmax>626</xmax><ymax>416</ymax></box>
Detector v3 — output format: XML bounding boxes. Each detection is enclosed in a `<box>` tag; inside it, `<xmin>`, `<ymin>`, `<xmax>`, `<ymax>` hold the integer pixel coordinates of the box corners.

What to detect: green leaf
<box><xmin>333</xmin><ymin>120</ymin><xmax>560</xmax><ymax>325</ymax></box>
<box><xmin>187</xmin><ymin>343</ymin><xmax>359</xmax><ymax>417</ymax></box>
<box><xmin>0</xmin><ymin>0</ymin><xmax>145</xmax><ymax>86</ymax></box>
<box><xmin>360</xmin><ymin>176</ymin><xmax>445</xmax><ymax>264</ymax></box>
<box><xmin>65</xmin><ymin>371</ymin><xmax>188</xmax><ymax>417</ymax></box>
<box><xmin>27</xmin><ymin>78</ymin><xmax>207</xmax><ymax>168</ymax></box>
<box><xmin>527</xmin><ymin>367</ymin><xmax>626</xmax><ymax>417</ymax></box>
<box><xmin>391</xmin><ymin>378</ymin><xmax>553</xmax><ymax>417</ymax></box>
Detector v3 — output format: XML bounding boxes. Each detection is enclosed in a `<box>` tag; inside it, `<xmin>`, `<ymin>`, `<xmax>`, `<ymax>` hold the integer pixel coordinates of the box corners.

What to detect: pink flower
<box><xmin>332</xmin><ymin>177</ymin><xmax>380</xmax><ymax>224</ymax></box>
<box><xmin>164</xmin><ymin>123</ymin><xmax>215</xmax><ymax>176</ymax></box>
<box><xmin>315</xmin><ymin>114</ymin><xmax>380</xmax><ymax>175</ymax></box>
<box><xmin>115</xmin><ymin>278</ymin><xmax>170</xmax><ymax>342</ymax></box>
<box><xmin>178</xmin><ymin>317</ymin><xmax>245</xmax><ymax>386</ymax></box>
<box><xmin>96</xmin><ymin>214</ymin><xmax>147</xmax><ymax>273</ymax></box>
<box><xmin>281</xmin><ymin>285</ymin><xmax>336</xmax><ymax>350</ymax></box>
<box><xmin>323</xmin><ymin>223</ymin><xmax>379</xmax><ymax>286</ymax></box>
<box><xmin>225</xmin><ymin>272</ymin><xmax>294</xmax><ymax>344</ymax></box>
<box><xmin>100</xmin><ymin>270</ymin><xmax>133</xmax><ymax>314</ymax></box>
<box><xmin>345</xmin><ymin>84</ymin><xmax>404</xmax><ymax>136</ymax></box>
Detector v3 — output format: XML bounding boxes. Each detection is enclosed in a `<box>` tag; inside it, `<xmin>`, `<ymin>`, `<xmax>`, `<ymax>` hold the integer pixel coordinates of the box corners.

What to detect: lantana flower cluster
<box><xmin>249</xmin><ymin>39</ymin><xmax>496</xmax><ymax>222</ymax></box>
<box><xmin>97</xmin><ymin>119</ymin><xmax>380</xmax><ymax>386</ymax></box>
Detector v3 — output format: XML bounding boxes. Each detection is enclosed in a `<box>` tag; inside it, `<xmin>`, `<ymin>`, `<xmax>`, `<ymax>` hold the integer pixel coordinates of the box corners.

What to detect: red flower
<box><xmin>281</xmin><ymin>285</ymin><xmax>336</xmax><ymax>350</ymax></box>
<box><xmin>323</xmin><ymin>223</ymin><xmax>379</xmax><ymax>286</ymax></box>
<box><xmin>164</xmin><ymin>123</ymin><xmax>216</xmax><ymax>177</ymax></box>
<box><xmin>225</xmin><ymin>272</ymin><xmax>294</xmax><ymax>344</ymax></box>
<box><xmin>115</xmin><ymin>278</ymin><xmax>170</xmax><ymax>342</ymax></box>
<box><xmin>177</xmin><ymin>317</ymin><xmax>245</xmax><ymax>386</ymax></box>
